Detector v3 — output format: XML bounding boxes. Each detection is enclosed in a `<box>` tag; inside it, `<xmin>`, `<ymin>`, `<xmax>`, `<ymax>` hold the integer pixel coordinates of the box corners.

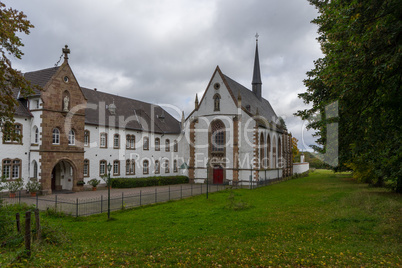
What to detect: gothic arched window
<box><xmin>260</xmin><ymin>133</ymin><xmax>265</xmax><ymax>169</ymax></box>
<box><xmin>210</xmin><ymin>120</ymin><xmax>225</xmax><ymax>153</ymax></box>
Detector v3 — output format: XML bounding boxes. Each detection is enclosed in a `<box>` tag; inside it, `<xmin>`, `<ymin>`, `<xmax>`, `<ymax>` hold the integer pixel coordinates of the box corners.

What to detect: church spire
<box><xmin>252</xmin><ymin>33</ymin><xmax>262</xmax><ymax>100</ymax></box>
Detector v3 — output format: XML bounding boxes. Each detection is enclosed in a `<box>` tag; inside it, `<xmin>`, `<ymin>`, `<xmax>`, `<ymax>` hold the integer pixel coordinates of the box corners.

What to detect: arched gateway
<box><xmin>51</xmin><ymin>160</ymin><xmax>75</xmax><ymax>191</ymax></box>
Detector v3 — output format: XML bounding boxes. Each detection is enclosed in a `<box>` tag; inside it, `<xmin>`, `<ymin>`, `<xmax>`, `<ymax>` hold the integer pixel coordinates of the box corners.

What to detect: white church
<box><xmin>1</xmin><ymin>40</ymin><xmax>293</xmax><ymax>194</ymax></box>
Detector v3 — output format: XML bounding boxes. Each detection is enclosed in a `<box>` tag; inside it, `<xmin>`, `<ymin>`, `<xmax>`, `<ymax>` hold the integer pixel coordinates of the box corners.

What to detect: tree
<box><xmin>292</xmin><ymin>137</ymin><xmax>299</xmax><ymax>162</ymax></box>
<box><xmin>0</xmin><ymin>2</ymin><xmax>35</xmax><ymax>126</ymax></box>
<box><xmin>296</xmin><ymin>0</ymin><xmax>401</xmax><ymax>192</ymax></box>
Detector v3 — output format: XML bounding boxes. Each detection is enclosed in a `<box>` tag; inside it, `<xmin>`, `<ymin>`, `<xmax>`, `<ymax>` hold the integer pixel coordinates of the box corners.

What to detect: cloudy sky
<box><xmin>4</xmin><ymin>0</ymin><xmax>322</xmax><ymax>151</ymax></box>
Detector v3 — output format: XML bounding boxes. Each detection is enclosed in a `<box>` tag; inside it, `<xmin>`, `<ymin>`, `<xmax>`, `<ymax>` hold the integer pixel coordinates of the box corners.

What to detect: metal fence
<box><xmin>0</xmin><ymin>176</ymin><xmax>292</xmax><ymax>217</ymax></box>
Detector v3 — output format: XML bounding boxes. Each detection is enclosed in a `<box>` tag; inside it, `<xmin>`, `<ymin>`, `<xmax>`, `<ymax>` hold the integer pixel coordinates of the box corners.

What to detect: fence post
<box><xmin>101</xmin><ymin>195</ymin><xmax>103</xmax><ymax>213</ymax></box>
<box><xmin>76</xmin><ymin>198</ymin><xmax>78</xmax><ymax>217</ymax></box>
<box><xmin>16</xmin><ymin>213</ymin><xmax>21</xmax><ymax>233</ymax></box>
<box><xmin>25</xmin><ymin>211</ymin><xmax>31</xmax><ymax>257</ymax></box>
<box><xmin>18</xmin><ymin>190</ymin><xmax>21</xmax><ymax>204</ymax></box>
<box><xmin>36</xmin><ymin>194</ymin><xmax>38</xmax><ymax>209</ymax></box>
<box><xmin>121</xmin><ymin>192</ymin><xmax>124</xmax><ymax>209</ymax></box>
<box><xmin>35</xmin><ymin>209</ymin><xmax>41</xmax><ymax>241</ymax></box>
<box><xmin>191</xmin><ymin>183</ymin><xmax>193</xmax><ymax>196</ymax></box>
<box><xmin>155</xmin><ymin>188</ymin><xmax>157</xmax><ymax>203</ymax></box>
<box><xmin>180</xmin><ymin>185</ymin><xmax>182</xmax><ymax>199</ymax></box>
<box><xmin>169</xmin><ymin>186</ymin><xmax>170</xmax><ymax>201</ymax></box>
<box><xmin>55</xmin><ymin>195</ymin><xmax>58</xmax><ymax>212</ymax></box>
<box><xmin>140</xmin><ymin>190</ymin><xmax>142</xmax><ymax>206</ymax></box>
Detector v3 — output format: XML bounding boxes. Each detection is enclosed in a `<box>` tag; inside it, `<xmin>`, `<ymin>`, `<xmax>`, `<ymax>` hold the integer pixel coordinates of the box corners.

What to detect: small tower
<box><xmin>195</xmin><ymin>94</ymin><xmax>199</xmax><ymax>110</ymax></box>
<box><xmin>252</xmin><ymin>34</ymin><xmax>262</xmax><ymax>100</ymax></box>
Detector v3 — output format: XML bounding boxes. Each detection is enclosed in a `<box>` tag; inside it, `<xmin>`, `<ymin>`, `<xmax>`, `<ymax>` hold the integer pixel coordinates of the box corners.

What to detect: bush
<box><xmin>111</xmin><ymin>176</ymin><xmax>189</xmax><ymax>188</ymax></box>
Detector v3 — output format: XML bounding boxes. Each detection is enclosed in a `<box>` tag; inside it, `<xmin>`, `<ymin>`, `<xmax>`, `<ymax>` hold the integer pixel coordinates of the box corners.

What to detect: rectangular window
<box><xmin>83</xmin><ymin>159</ymin><xmax>89</xmax><ymax>177</ymax></box>
<box><xmin>113</xmin><ymin>160</ymin><xmax>120</xmax><ymax>175</ymax></box>
<box><xmin>114</xmin><ymin>134</ymin><xmax>120</xmax><ymax>148</ymax></box>
<box><xmin>174</xmin><ymin>140</ymin><xmax>178</xmax><ymax>152</ymax></box>
<box><xmin>100</xmin><ymin>161</ymin><xmax>106</xmax><ymax>176</ymax></box>
<box><xmin>12</xmin><ymin>160</ymin><xmax>20</xmax><ymax>178</ymax></box>
<box><xmin>100</xmin><ymin>133</ymin><xmax>107</xmax><ymax>148</ymax></box>
<box><xmin>143</xmin><ymin>137</ymin><xmax>149</xmax><ymax>150</ymax></box>
<box><xmin>165</xmin><ymin>140</ymin><xmax>170</xmax><ymax>152</ymax></box>
<box><xmin>3</xmin><ymin>123</ymin><xmax>23</xmax><ymax>144</ymax></box>
<box><xmin>143</xmin><ymin>160</ymin><xmax>149</xmax><ymax>174</ymax></box>
<box><xmin>2</xmin><ymin>159</ymin><xmax>11</xmax><ymax>178</ymax></box>
<box><xmin>173</xmin><ymin>160</ymin><xmax>178</xmax><ymax>172</ymax></box>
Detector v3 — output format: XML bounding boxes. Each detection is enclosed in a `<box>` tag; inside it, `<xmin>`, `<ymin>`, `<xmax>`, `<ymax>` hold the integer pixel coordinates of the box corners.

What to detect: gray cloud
<box><xmin>5</xmin><ymin>0</ymin><xmax>322</xmax><ymax>151</ymax></box>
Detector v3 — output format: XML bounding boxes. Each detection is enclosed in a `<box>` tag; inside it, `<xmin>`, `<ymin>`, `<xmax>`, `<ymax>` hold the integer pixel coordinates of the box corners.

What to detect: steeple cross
<box><xmin>63</xmin><ymin>45</ymin><xmax>70</xmax><ymax>60</ymax></box>
<box><xmin>255</xmin><ymin>33</ymin><xmax>259</xmax><ymax>42</ymax></box>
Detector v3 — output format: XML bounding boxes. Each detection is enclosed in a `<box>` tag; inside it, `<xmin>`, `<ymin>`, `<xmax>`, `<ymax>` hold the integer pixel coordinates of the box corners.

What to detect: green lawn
<box><xmin>1</xmin><ymin>170</ymin><xmax>401</xmax><ymax>267</ymax></box>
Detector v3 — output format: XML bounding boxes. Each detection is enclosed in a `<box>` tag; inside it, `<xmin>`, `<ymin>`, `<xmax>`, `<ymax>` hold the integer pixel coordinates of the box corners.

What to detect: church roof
<box><xmin>10</xmin><ymin>88</ymin><xmax>33</xmax><ymax>117</ymax></box>
<box><xmin>23</xmin><ymin>66</ymin><xmax>60</xmax><ymax>95</ymax></box>
<box><xmin>81</xmin><ymin>87</ymin><xmax>181</xmax><ymax>134</ymax></box>
<box><xmin>223</xmin><ymin>74</ymin><xmax>277</xmax><ymax>122</ymax></box>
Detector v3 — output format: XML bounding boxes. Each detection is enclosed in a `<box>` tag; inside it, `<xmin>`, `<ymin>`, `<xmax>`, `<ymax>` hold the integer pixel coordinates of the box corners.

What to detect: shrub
<box><xmin>88</xmin><ymin>178</ymin><xmax>100</xmax><ymax>188</ymax></box>
<box><xmin>26</xmin><ymin>179</ymin><xmax>41</xmax><ymax>193</ymax></box>
<box><xmin>111</xmin><ymin>176</ymin><xmax>189</xmax><ymax>188</ymax></box>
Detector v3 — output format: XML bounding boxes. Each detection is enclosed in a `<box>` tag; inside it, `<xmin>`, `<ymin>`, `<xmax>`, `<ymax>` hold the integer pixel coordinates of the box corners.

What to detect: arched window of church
<box><xmin>272</xmin><ymin>136</ymin><xmax>277</xmax><ymax>168</ymax></box>
<box><xmin>84</xmin><ymin>130</ymin><xmax>90</xmax><ymax>146</ymax></box>
<box><xmin>278</xmin><ymin>137</ymin><xmax>282</xmax><ymax>168</ymax></box>
<box><xmin>68</xmin><ymin>130</ymin><xmax>75</xmax><ymax>145</ymax></box>
<box><xmin>165</xmin><ymin>139</ymin><xmax>170</xmax><ymax>152</ymax></box>
<box><xmin>211</xmin><ymin>120</ymin><xmax>225</xmax><ymax>153</ymax></box>
<box><xmin>33</xmin><ymin>160</ymin><xmax>38</xmax><ymax>178</ymax></box>
<box><xmin>155</xmin><ymin>160</ymin><xmax>160</xmax><ymax>174</ymax></box>
<box><xmin>213</xmin><ymin>94</ymin><xmax>221</xmax><ymax>111</ymax></box>
<box><xmin>260</xmin><ymin>133</ymin><xmax>265</xmax><ymax>169</ymax></box>
<box><xmin>52</xmin><ymin>128</ymin><xmax>60</xmax><ymax>144</ymax></box>
<box><xmin>165</xmin><ymin>160</ymin><xmax>170</xmax><ymax>173</ymax></box>
<box><xmin>33</xmin><ymin>126</ymin><xmax>39</xmax><ymax>144</ymax></box>
<box><xmin>155</xmin><ymin>138</ymin><xmax>160</xmax><ymax>151</ymax></box>
<box><xmin>143</xmin><ymin>160</ymin><xmax>149</xmax><ymax>174</ymax></box>
<box><xmin>174</xmin><ymin>140</ymin><xmax>178</xmax><ymax>152</ymax></box>
<box><xmin>99</xmin><ymin>160</ymin><xmax>107</xmax><ymax>176</ymax></box>
<box><xmin>100</xmin><ymin>133</ymin><xmax>107</xmax><ymax>148</ymax></box>
<box><xmin>143</xmin><ymin>137</ymin><xmax>149</xmax><ymax>150</ymax></box>
<box><xmin>173</xmin><ymin>160</ymin><xmax>178</xmax><ymax>172</ymax></box>
<box><xmin>267</xmin><ymin>134</ymin><xmax>271</xmax><ymax>168</ymax></box>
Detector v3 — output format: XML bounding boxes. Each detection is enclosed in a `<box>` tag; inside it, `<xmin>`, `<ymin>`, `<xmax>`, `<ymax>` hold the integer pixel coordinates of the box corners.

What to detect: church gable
<box><xmin>196</xmin><ymin>66</ymin><xmax>238</xmax><ymax>116</ymax></box>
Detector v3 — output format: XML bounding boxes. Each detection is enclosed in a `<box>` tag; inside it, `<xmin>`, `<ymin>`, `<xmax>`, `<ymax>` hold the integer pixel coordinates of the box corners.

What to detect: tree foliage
<box><xmin>292</xmin><ymin>137</ymin><xmax>299</xmax><ymax>162</ymax></box>
<box><xmin>0</xmin><ymin>1</ymin><xmax>35</xmax><ymax>125</ymax></box>
<box><xmin>296</xmin><ymin>0</ymin><xmax>402</xmax><ymax>192</ymax></box>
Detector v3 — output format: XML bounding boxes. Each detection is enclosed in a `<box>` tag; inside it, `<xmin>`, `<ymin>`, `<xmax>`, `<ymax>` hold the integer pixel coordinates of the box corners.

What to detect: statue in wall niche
<box><xmin>63</xmin><ymin>95</ymin><xmax>69</xmax><ymax>112</ymax></box>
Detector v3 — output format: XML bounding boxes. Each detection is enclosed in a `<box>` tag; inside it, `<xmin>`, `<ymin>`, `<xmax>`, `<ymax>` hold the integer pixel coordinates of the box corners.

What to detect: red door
<box><xmin>213</xmin><ymin>166</ymin><xmax>223</xmax><ymax>184</ymax></box>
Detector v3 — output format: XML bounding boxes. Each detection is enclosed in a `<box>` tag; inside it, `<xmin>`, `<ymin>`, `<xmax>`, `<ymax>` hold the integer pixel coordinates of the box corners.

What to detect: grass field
<box><xmin>1</xmin><ymin>170</ymin><xmax>401</xmax><ymax>267</ymax></box>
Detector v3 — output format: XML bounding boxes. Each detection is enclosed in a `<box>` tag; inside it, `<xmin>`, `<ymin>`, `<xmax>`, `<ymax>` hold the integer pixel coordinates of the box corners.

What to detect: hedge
<box><xmin>111</xmin><ymin>176</ymin><xmax>189</xmax><ymax>188</ymax></box>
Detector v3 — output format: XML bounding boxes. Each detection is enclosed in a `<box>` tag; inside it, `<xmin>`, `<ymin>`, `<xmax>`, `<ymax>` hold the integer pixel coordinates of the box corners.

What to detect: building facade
<box><xmin>1</xmin><ymin>42</ymin><xmax>292</xmax><ymax>194</ymax></box>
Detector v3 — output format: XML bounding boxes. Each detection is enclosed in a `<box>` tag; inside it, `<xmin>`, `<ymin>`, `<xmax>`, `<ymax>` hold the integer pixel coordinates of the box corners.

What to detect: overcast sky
<box><xmin>4</xmin><ymin>0</ymin><xmax>322</xmax><ymax>152</ymax></box>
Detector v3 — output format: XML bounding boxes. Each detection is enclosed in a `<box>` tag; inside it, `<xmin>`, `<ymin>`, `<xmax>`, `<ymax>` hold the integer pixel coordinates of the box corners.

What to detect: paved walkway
<box><xmin>1</xmin><ymin>183</ymin><xmax>228</xmax><ymax>216</ymax></box>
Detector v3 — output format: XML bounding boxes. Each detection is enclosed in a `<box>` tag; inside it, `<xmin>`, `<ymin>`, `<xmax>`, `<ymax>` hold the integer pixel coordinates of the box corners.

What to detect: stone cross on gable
<box><xmin>63</xmin><ymin>45</ymin><xmax>70</xmax><ymax>60</ymax></box>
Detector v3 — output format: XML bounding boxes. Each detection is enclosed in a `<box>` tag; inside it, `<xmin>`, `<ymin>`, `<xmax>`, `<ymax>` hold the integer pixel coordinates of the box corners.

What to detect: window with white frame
<box><xmin>100</xmin><ymin>133</ymin><xmax>107</xmax><ymax>148</ymax></box>
<box><xmin>113</xmin><ymin>160</ymin><xmax>120</xmax><ymax>175</ymax></box>
<box><xmin>68</xmin><ymin>130</ymin><xmax>75</xmax><ymax>145</ymax></box>
<box><xmin>84</xmin><ymin>130</ymin><xmax>90</xmax><ymax>146</ymax></box>
<box><xmin>99</xmin><ymin>160</ymin><xmax>107</xmax><ymax>176</ymax></box>
<box><xmin>83</xmin><ymin>159</ymin><xmax>89</xmax><ymax>177</ymax></box>
<box><xmin>114</xmin><ymin>134</ymin><xmax>120</xmax><ymax>148</ymax></box>
<box><xmin>143</xmin><ymin>160</ymin><xmax>149</xmax><ymax>174</ymax></box>
<box><xmin>52</xmin><ymin>128</ymin><xmax>60</xmax><ymax>144</ymax></box>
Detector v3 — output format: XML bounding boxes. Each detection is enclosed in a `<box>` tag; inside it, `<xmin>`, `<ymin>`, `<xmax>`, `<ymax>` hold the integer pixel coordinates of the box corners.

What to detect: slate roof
<box><xmin>10</xmin><ymin>88</ymin><xmax>32</xmax><ymax>117</ymax></box>
<box><xmin>81</xmin><ymin>87</ymin><xmax>181</xmax><ymax>134</ymax></box>
<box><xmin>23</xmin><ymin>67</ymin><xmax>60</xmax><ymax>95</ymax></box>
<box><xmin>223</xmin><ymin>74</ymin><xmax>278</xmax><ymax>122</ymax></box>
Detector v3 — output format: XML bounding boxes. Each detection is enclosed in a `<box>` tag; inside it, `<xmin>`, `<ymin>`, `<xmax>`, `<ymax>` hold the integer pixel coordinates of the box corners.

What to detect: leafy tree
<box><xmin>292</xmin><ymin>137</ymin><xmax>299</xmax><ymax>162</ymax></box>
<box><xmin>296</xmin><ymin>0</ymin><xmax>401</xmax><ymax>192</ymax></box>
<box><xmin>0</xmin><ymin>1</ymin><xmax>35</xmax><ymax>126</ymax></box>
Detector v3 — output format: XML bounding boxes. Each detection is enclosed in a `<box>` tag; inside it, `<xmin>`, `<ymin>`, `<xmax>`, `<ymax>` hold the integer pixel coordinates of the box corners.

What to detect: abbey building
<box><xmin>1</xmin><ymin>41</ymin><xmax>292</xmax><ymax>194</ymax></box>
